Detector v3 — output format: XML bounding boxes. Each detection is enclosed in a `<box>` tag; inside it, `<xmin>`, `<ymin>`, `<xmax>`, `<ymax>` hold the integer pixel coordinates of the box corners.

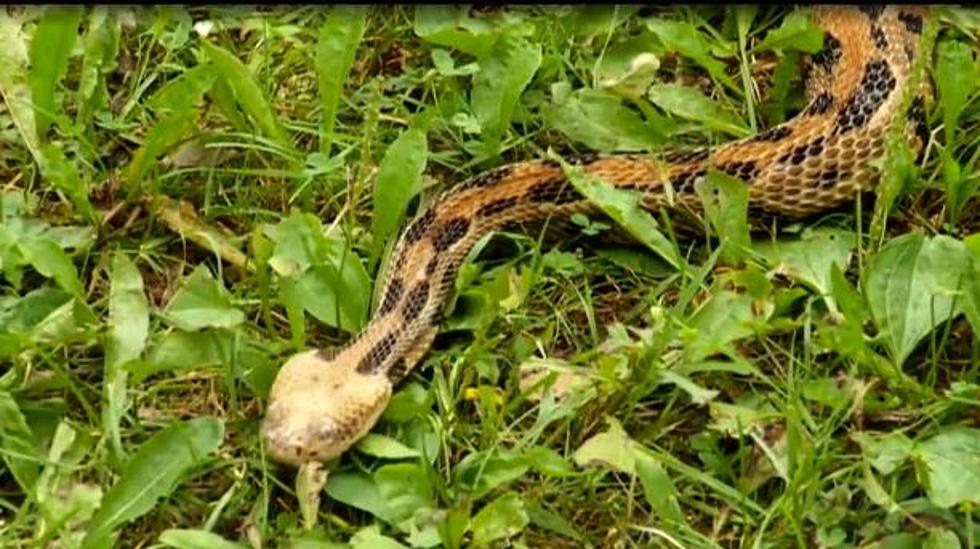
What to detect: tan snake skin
<box><xmin>262</xmin><ymin>6</ymin><xmax>931</xmax><ymax>466</ymax></box>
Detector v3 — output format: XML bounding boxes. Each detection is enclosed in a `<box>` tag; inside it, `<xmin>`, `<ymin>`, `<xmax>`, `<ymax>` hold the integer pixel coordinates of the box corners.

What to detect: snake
<box><xmin>261</xmin><ymin>5</ymin><xmax>931</xmax><ymax>466</ymax></box>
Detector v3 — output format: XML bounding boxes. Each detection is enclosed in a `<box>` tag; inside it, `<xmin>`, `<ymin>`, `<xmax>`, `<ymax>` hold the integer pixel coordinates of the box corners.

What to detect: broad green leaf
<box><xmin>104</xmin><ymin>253</ymin><xmax>148</xmax><ymax>461</ymax></box>
<box><xmin>267</xmin><ymin>212</ymin><xmax>330</xmax><ymax>277</ymax></box>
<box><xmin>0</xmin><ymin>391</ymin><xmax>41</xmax><ymax>492</ymax></box>
<box><xmin>562</xmin><ymin>5</ymin><xmax>636</xmax><ymax>37</ymax></box>
<box><xmin>201</xmin><ymin>41</ymin><xmax>291</xmax><ymax>150</ymax></box>
<box><xmin>595</xmin><ymin>36</ymin><xmax>661</xmax><ymax>100</ymax></box>
<box><xmin>316</xmin><ymin>6</ymin><xmax>367</xmax><ymax>154</ymax></box>
<box><xmin>863</xmin><ymin>234</ymin><xmax>973</xmax><ymax>366</ymax></box>
<box><xmin>454</xmin><ymin>450</ymin><xmax>530</xmax><ymax>500</ymax></box>
<box><xmin>551</xmin><ymin>152</ymin><xmax>681</xmax><ymax>269</ymax></box>
<box><xmin>697</xmin><ymin>171</ymin><xmax>750</xmax><ymax>264</ymax></box>
<box><xmin>753</xmin><ymin>228</ymin><xmax>856</xmax><ymax>313</ymax></box>
<box><xmin>657</xmin><ymin>370</ymin><xmax>719</xmax><ymax>406</ymax></box>
<box><xmin>268</xmin><ymin>213</ymin><xmax>371</xmax><ymax>334</ymax></box>
<box><xmin>163</xmin><ymin>265</ymin><xmax>244</xmax><ymax>331</ymax></box>
<box><xmin>77</xmin><ymin>7</ymin><xmax>120</xmax><ymax>126</ymax></box>
<box><xmin>413</xmin><ymin>6</ymin><xmax>500</xmax><ymax>58</ymax></box>
<box><xmin>684</xmin><ymin>290</ymin><xmax>758</xmax><ymax>362</ymax></box>
<box><xmin>28</xmin><ymin>6</ymin><xmax>83</xmax><ymax>136</ymax></box>
<box><xmin>935</xmin><ymin>39</ymin><xmax>976</xmax><ymax>148</ymax></box>
<box><xmin>82</xmin><ymin>417</ymin><xmax>224</xmax><ymax>548</ymax></box>
<box><xmin>138</xmin><ymin>330</ymin><xmax>233</xmax><ymax>381</ymax></box>
<box><xmin>648</xmin><ymin>84</ymin><xmax>749</xmax><ymax>137</ymax></box>
<box><xmin>374</xmin><ymin>463</ymin><xmax>433</xmax><ymax>524</ymax></box>
<box><xmin>912</xmin><ymin>428</ymin><xmax>980</xmax><ymax>508</ymax></box>
<box><xmin>32</xmin><ymin>296</ymin><xmax>93</xmax><ymax>346</ymax></box>
<box><xmin>544</xmin><ymin>88</ymin><xmax>664</xmax><ymax>152</ymax></box>
<box><xmin>0</xmin><ymin>286</ymin><xmax>71</xmax><ymax>333</ymax></box>
<box><xmin>962</xmin><ymin>236</ymin><xmax>980</xmax><ymax>334</ymax></box>
<box><xmin>356</xmin><ymin>434</ymin><xmax>421</xmax><ymax>460</ymax></box>
<box><xmin>923</xmin><ymin>528</ymin><xmax>962</xmax><ymax>549</ymax></box>
<box><xmin>39</xmin><ymin>144</ymin><xmax>96</xmax><ymax>221</ymax></box>
<box><xmin>471</xmin><ymin>33</ymin><xmax>541</xmax><ymax>156</ymax></box>
<box><xmin>350</xmin><ymin>526</ymin><xmax>408</xmax><ymax>549</ymax></box>
<box><xmin>522</xmin><ymin>446</ymin><xmax>575</xmax><ymax>478</ymax></box>
<box><xmin>754</xmin><ymin>10</ymin><xmax>824</xmax><ymax>53</ymax></box>
<box><xmin>708</xmin><ymin>400</ymin><xmax>778</xmax><ymax>436</ymax></box>
<box><xmin>525</xmin><ymin>501</ymin><xmax>586</xmax><ymax>543</ymax></box>
<box><xmin>633</xmin><ymin>450</ymin><xmax>686</xmax><ymax>525</ymax></box>
<box><xmin>0</xmin><ymin>12</ymin><xmax>40</xmax><ymax>160</ymax></box>
<box><xmin>934</xmin><ymin>40</ymin><xmax>978</xmax><ymax>225</ymax></box>
<box><xmin>431</xmin><ymin>48</ymin><xmax>480</xmax><ymax>76</ymax></box>
<box><xmin>125</xmin><ymin>111</ymin><xmax>197</xmax><ymax>188</ymax></box>
<box><xmin>370</xmin><ymin>128</ymin><xmax>427</xmax><ymax>266</ymax></box>
<box><xmin>18</xmin><ymin>237</ymin><xmax>83</xmax><ymax>296</ymax></box>
<box><xmin>573</xmin><ymin>417</ymin><xmax>636</xmax><ymax>473</ymax></box>
<box><xmin>288</xmin><ymin>264</ymin><xmax>370</xmax><ymax>334</ymax></box>
<box><xmin>148</xmin><ymin>64</ymin><xmax>217</xmax><ymax>115</ymax></box>
<box><xmin>470</xmin><ymin>491</ymin><xmax>529</xmax><ymax>547</ymax></box>
<box><xmin>325</xmin><ymin>470</ymin><xmax>393</xmax><ymax>522</ymax></box>
<box><xmin>159</xmin><ymin>529</ymin><xmax>245</xmax><ymax>549</ymax></box>
<box><xmin>381</xmin><ymin>382</ymin><xmax>430</xmax><ymax>424</ymax></box>
<box><xmin>853</xmin><ymin>431</ymin><xmax>915</xmax><ymax>475</ymax></box>
<box><xmin>644</xmin><ymin>18</ymin><xmax>735</xmax><ymax>90</ymax></box>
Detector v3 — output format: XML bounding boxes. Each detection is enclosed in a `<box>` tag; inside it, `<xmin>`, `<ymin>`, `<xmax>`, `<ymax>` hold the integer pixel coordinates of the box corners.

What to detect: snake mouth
<box><xmin>261</xmin><ymin>413</ymin><xmax>347</xmax><ymax>466</ymax></box>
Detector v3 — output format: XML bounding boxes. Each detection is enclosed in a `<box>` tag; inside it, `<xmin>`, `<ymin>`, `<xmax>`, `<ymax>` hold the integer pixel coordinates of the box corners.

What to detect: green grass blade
<box><xmin>76</xmin><ymin>7</ymin><xmax>120</xmax><ymax>128</ymax></box>
<box><xmin>471</xmin><ymin>33</ymin><xmax>542</xmax><ymax>157</ymax></box>
<box><xmin>369</xmin><ymin>128</ymin><xmax>428</xmax><ymax>268</ymax></box>
<box><xmin>316</xmin><ymin>6</ymin><xmax>367</xmax><ymax>155</ymax></box>
<box><xmin>201</xmin><ymin>41</ymin><xmax>293</xmax><ymax>154</ymax></box>
<box><xmin>28</xmin><ymin>6</ymin><xmax>83</xmax><ymax>137</ymax></box>
<box><xmin>82</xmin><ymin>417</ymin><xmax>224</xmax><ymax>548</ymax></box>
<box><xmin>0</xmin><ymin>391</ymin><xmax>41</xmax><ymax>493</ymax></box>
<box><xmin>103</xmin><ymin>253</ymin><xmax>149</xmax><ymax>464</ymax></box>
<box><xmin>0</xmin><ymin>12</ymin><xmax>41</xmax><ymax>162</ymax></box>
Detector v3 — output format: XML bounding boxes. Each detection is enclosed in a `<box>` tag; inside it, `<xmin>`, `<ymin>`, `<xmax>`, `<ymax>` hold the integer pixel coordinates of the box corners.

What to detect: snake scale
<box><xmin>262</xmin><ymin>5</ymin><xmax>931</xmax><ymax>466</ymax></box>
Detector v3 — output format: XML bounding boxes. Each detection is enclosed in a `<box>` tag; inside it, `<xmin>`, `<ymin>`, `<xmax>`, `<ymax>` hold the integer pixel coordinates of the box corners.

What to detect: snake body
<box><xmin>262</xmin><ymin>6</ymin><xmax>930</xmax><ymax>466</ymax></box>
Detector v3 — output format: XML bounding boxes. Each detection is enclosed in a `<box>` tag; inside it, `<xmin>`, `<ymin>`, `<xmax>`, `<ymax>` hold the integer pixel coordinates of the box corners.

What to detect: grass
<box><xmin>1</xmin><ymin>4</ymin><xmax>979</xmax><ymax>548</ymax></box>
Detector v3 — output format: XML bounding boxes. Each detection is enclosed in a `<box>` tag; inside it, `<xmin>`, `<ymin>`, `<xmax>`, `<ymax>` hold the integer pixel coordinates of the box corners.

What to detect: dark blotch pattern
<box><xmin>904</xmin><ymin>44</ymin><xmax>916</xmax><ymax>63</ymax></box>
<box><xmin>432</xmin><ymin>217</ymin><xmax>470</xmax><ymax>252</ymax></box>
<box><xmin>751</xmin><ymin>126</ymin><xmax>792</xmax><ymax>143</ymax></box>
<box><xmin>802</xmin><ymin>92</ymin><xmax>834</xmax><ymax>117</ymax></box>
<box><xmin>541</xmin><ymin>152</ymin><xmax>600</xmax><ymax>170</ymax></box>
<box><xmin>818</xmin><ymin>166</ymin><xmax>845</xmax><ymax>188</ymax></box>
<box><xmin>858</xmin><ymin>6</ymin><xmax>885</xmax><ymax>20</ymax></box>
<box><xmin>834</xmin><ymin>58</ymin><xmax>896</xmax><ymax>135</ymax></box>
<box><xmin>377</xmin><ymin>278</ymin><xmax>404</xmax><ymax>316</ymax></box>
<box><xmin>458</xmin><ymin>166</ymin><xmax>510</xmax><ymax>191</ymax></box>
<box><xmin>425</xmin><ymin>257</ymin><xmax>438</xmax><ymax>276</ymax></box>
<box><xmin>386</xmin><ymin>358</ymin><xmax>409</xmax><ymax>383</ymax></box>
<box><xmin>664</xmin><ymin>148</ymin><xmax>709</xmax><ymax>163</ymax></box>
<box><xmin>476</xmin><ymin>196</ymin><xmax>519</xmax><ymax>218</ymax></box>
<box><xmin>402</xmin><ymin>280</ymin><xmax>430</xmax><ymax>320</ymax></box>
<box><xmin>356</xmin><ymin>332</ymin><xmax>398</xmax><ymax>374</ymax></box>
<box><xmin>909</xmin><ymin>95</ymin><xmax>929</xmax><ymax>146</ymax></box>
<box><xmin>778</xmin><ymin>136</ymin><xmax>826</xmax><ymax>166</ymax></box>
<box><xmin>404</xmin><ymin>209</ymin><xmax>436</xmax><ymax>244</ymax></box>
<box><xmin>671</xmin><ymin>168</ymin><xmax>706</xmax><ymax>195</ymax></box>
<box><xmin>898</xmin><ymin>11</ymin><xmax>923</xmax><ymax>34</ymax></box>
<box><xmin>813</xmin><ymin>33</ymin><xmax>842</xmax><ymax>72</ymax></box>
<box><xmin>525</xmin><ymin>177</ymin><xmax>579</xmax><ymax>205</ymax></box>
<box><xmin>718</xmin><ymin>161</ymin><xmax>759</xmax><ymax>182</ymax></box>
<box><xmin>870</xmin><ymin>24</ymin><xmax>888</xmax><ymax>50</ymax></box>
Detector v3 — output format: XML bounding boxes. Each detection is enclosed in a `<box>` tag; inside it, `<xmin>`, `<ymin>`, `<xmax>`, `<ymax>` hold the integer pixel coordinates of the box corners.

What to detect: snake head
<box><xmin>261</xmin><ymin>349</ymin><xmax>392</xmax><ymax>466</ymax></box>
